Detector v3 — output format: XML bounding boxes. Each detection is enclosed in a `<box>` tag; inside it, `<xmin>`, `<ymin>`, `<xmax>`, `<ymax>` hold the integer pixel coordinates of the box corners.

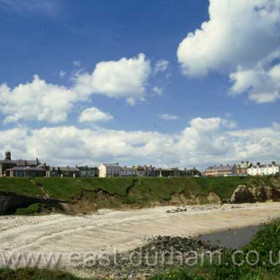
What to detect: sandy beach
<box><xmin>0</xmin><ymin>202</ymin><xmax>280</xmax><ymax>254</ymax></box>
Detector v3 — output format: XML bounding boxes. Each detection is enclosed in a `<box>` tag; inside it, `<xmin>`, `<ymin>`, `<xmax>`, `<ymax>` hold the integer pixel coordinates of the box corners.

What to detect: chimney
<box><xmin>5</xmin><ymin>151</ymin><xmax>11</xmax><ymax>160</ymax></box>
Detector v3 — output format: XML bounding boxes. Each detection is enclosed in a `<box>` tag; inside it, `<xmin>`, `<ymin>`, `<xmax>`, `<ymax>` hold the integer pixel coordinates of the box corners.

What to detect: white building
<box><xmin>98</xmin><ymin>163</ymin><xmax>121</xmax><ymax>177</ymax></box>
<box><xmin>247</xmin><ymin>162</ymin><xmax>280</xmax><ymax>176</ymax></box>
<box><xmin>120</xmin><ymin>166</ymin><xmax>137</xmax><ymax>177</ymax></box>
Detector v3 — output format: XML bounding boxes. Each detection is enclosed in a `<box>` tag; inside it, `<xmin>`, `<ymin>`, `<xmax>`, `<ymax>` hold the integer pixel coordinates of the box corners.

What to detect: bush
<box><xmin>15</xmin><ymin>203</ymin><xmax>44</xmax><ymax>215</ymax></box>
<box><xmin>0</xmin><ymin>268</ymin><xmax>85</xmax><ymax>280</ymax></box>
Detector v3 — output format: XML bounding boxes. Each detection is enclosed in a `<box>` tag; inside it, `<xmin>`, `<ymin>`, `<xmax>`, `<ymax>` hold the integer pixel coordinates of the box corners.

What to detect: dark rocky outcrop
<box><xmin>231</xmin><ymin>185</ymin><xmax>280</xmax><ymax>204</ymax></box>
<box><xmin>231</xmin><ymin>185</ymin><xmax>254</xmax><ymax>203</ymax></box>
<box><xmin>0</xmin><ymin>191</ymin><xmax>68</xmax><ymax>215</ymax></box>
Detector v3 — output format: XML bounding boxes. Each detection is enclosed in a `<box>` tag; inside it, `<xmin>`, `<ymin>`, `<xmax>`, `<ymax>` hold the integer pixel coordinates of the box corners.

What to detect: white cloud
<box><xmin>79</xmin><ymin>107</ymin><xmax>113</xmax><ymax>123</ymax></box>
<box><xmin>0</xmin><ymin>54</ymin><xmax>154</xmax><ymax>124</ymax></box>
<box><xmin>189</xmin><ymin>117</ymin><xmax>236</xmax><ymax>131</ymax></box>
<box><xmin>230</xmin><ymin>64</ymin><xmax>280</xmax><ymax>103</ymax></box>
<box><xmin>177</xmin><ymin>0</ymin><xmax>280</xmax><ymax>76</ymax></box>
<box><xmin>0</xmin><ymin>0</ymin><xmax>60</xmax><ymax>15</ymax></box>
<box><xmin>177</xmin><ymin>0</ymin><xmax>280</xmax><ymax>103</ymax></box>
<box><xmin>154</xmin><ymin>59</ymin><xmax>169</xmax><ymax>73</ymax></box>
<box><xmin>74</xmin><ymin>53</ymin><xmax>151</xmax><ymax>104</ymax></box>
<box><xmin>152</xmin><ymin>86</ymin><xmax>163</xmax><ymax>95</ymax></box>
<box><xmin>1</xmin><ymin>117</ymin><xmax>279</xmax><ymax>168</ymax></box>
<box><xmin>159</xmin><ymin>114</ymin><xmax>179</xmax><ymax>121</ymax></box>
<box><xmin>73</xmin><ymin>60</ymin><xmax>81</xmax><ymax>67</ymax></box>
<box><xmin>0</xmin><ymin>75</ymin><xmax>76</xmax><ymax>124</ymax></box>
<box><xmin>59</xmin><ymin>70</ymin><xmax>66</xmax><ymax>79</ymax></box>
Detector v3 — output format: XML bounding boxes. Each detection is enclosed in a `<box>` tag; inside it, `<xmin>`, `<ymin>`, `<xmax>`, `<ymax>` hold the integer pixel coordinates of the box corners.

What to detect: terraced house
<box><xmin>247</xmin><ymin>162</ymin><xmax>280</xmax><ymax>176</ymax></box>
<box><xmin>204</xmin><ymin>164</ymin><xmax>237</xmax><ymax>177</ymax></box>
<box><xmin>0</xmin><ymin>151</ymin><xmax>45</xmax><ymax>177</ymax></box>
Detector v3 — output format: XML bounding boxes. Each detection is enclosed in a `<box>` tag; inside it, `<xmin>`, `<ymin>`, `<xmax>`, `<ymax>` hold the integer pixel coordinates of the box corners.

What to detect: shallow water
<box><xmin>199</xmin><ymin>225</ymin><xmax>260</xmax><ymax>249</ymax></box>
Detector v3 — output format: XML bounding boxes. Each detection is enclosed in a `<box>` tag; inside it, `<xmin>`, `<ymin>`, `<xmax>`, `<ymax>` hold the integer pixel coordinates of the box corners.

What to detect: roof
<box><xmin>121</xmin><ymin>167</ymin><xmax>136</xmax><ymax>171</ymax></box>
<box><xmin>7</xmin><ymin>166</ymin><xmax>46</xmax><ymax>172</ymax></box>
<box><xmin>78</xmin><ymin>166</ymin><xmax>98</xmax><ymax>171</ymax></box>
<box><xmin>205</xmin><ymin>165</ymin><xmax>236</xmax><ymax>171</ymax></box>
<box><xmin>0</xmin><ymin>160</ymin><xmax>18</xmax><ymax>164</ymax></box>
<box><xmin>0</xmin><ymin>159</ymin><xmax>39</xmax><ymax>166</ymax></box>
<box><xmin>101</xmin><ymin>163</ymin><xmax>120</xmax><ymax>167</ymax></box>
<box><xmin>249</xmin><ymin>163</ymin><xmax>280</xmax><ymax>169</ymax></box>
<box><xmin>56</xmin><ymin>167</ymin><xmax>80</xmax><ymax>172</ymax></box>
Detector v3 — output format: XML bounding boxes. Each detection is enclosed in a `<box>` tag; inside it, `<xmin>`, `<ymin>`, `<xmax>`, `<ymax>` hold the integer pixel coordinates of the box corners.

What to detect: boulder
<box><xmin>249</xmin><ymin>186</ymin><xmax>267</xmax><ymax>202</ymax></box>
<box><xmin>208</xmin><ymin>192</ymin><xmax>222</xmax><ymax>204</ymax></box>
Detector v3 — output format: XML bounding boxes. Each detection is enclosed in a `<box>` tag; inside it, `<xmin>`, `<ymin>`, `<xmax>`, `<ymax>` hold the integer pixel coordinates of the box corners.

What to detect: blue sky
<box><xmin>0</xmin><ymin>0</ymin><xmax>279</xmax><ymax>168</ymax></box>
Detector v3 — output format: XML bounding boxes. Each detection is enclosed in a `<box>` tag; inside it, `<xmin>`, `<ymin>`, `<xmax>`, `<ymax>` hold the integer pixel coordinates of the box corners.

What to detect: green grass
<box><xmin>0</xmin><ymin>268</ymin><xmax>86</xmax><ymax>280</ymax></box>
<box><xmin>33</xmin><ymin>176</ymin><xmax>246</xmax><ymax>204</ymax></box>
<box><xmin>0</xmin><ymin>176</ymin><xmax>279</xmax><ymax>206</ymax></box>
<box><xmin>33</xmin><ymin>177</ymin><xmax>135</xmax><ymax>201</ymax></box>
<box><xmin>1</xmin><ymin>176</ymin><xmax>279</xmax><ymax>200</ymax></box>
<box><xmin>14</xmin><ymin>203</ymin><xmax>46</xmax><ymax>215</ymax></box>
<box><xmin>0</xmin><ymin>177</ymin><xmax>44</xmax><ymax>197</ymax></box>
<box><xmin>152</xmin><ymin>218</ymin><xmax>280</xmax><ymax>280</ymax></box>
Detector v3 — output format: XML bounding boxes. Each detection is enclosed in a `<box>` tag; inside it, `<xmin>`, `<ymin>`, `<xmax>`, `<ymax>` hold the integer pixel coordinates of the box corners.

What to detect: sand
<box><xmin>0</xmin><ymin>202</ymin><xmax>280</xmax><ymax>254</ymax></box>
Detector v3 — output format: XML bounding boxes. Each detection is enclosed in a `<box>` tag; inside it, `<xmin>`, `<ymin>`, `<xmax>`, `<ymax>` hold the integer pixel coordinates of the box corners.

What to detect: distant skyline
<box><xmin>0</xmin><ymin>0</ymin><xmax>279</xmax><ymax>168</ymax></box>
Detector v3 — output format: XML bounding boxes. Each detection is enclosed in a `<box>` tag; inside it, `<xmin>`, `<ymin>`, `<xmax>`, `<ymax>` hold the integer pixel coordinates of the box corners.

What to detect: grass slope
<box><xmin>0</xmin><ymin>178</ymin><xmax>44</xmax><ymax>197</ymax></box>
<box><xmin>0</xmin><ymin>176</ymin><xmax>278</xmax><ymax>204</ymax></box>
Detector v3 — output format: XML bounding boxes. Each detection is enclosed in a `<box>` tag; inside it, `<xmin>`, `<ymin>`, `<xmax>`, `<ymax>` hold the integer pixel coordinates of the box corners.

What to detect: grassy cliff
<box><xmin>0</xmin><ymin>176</ymin><xmax>279</xmax><ymax>214</ymax></box>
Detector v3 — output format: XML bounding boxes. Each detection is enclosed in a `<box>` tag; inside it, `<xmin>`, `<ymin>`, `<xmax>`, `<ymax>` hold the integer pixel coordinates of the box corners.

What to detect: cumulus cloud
<box><xmin>0</xmin><ymin>75</ymin><xmax>76</xmax><ymax>124</ymax></box>
<box><xmin>79</xmin><ymin>107</ymin><xmax>113</xmax><ymax>123</ymax></box>
<box><xmin>177</xmin><ymin>0</ymin><xmax>280</xmax><ymax>103</ymax></box>
<box><xmin>73</xmin><ymin>60</ymin><xmax>81</xmax><ymax>67</ymax></box>
<box><xmin>0</xmin><ymin>54</ymin><xmax>154</xmax><ymax>123</ymax></box>
<box><xmin>159</xmin><ymin>114</ymin><xmax>179</xmax><ymax>121</ymax></box>
<box><xmin>154</xmin><ymin>59</ymin><xmax>169</xmax><ymax>73</ymax></box>
<box><xmin>74</xmin><ymin>53</ymin><xmax>151</xmax><ymax>104</ymax></box>
<box><xmin>152</xmin><ymin>86</ymin><xmax>163</xmax><ymax>95</ymax></box>
<box><xmin>0</xmin><ymin>117</ymin><xmax>279</xmax><ymax>168</ymax></box>
<box><xmin>177</xmin><ymin>0</ymin><xmax>280</xmax><ymax>76</ymax></box>
<box><xmin>59</xmin><ymin>70</ymin><xmax>66</xmax><ymax>79</ymax></box>
<box><xmin>229</xmin><ymin>64</ymin><xmax>280</xmax><ymax>103</ymax></box>
<box><xmin>0</xmin><ymin>0</ymin><xmax>60</xmax><ymax>16</ymax></box>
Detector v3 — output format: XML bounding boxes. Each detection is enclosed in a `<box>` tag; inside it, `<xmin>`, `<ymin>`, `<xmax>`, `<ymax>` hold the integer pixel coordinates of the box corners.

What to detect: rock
<box><xmin>208</xmin><ymin>192</ymin><xmax>222</xmax><ymax>204</ymax></box>
<box><xmin>231</xmin><ymin>184</ymin><xmax>280</xmax><ymax>204</ymax></box>
<box><xmin>231</xmin><ymin>185</ymin><xmax>254</xmax><ymax>203</ymax></box>
<box><xmin>249</xmin><ymin>186</ymin><xmax>267</xmax><ymax>202</ymax></box>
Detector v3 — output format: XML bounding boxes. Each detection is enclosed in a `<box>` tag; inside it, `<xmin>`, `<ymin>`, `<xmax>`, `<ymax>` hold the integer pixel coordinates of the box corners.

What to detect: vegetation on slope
<box><xmin>33</xmin><ymin>176</ymin><xmax>277</xmax><ymax>202</ymax></box>
<box><xmin>0</xmin><ymin>176</ymin><xmax>279</xmax><ymax>214</ymax></box>
<box><xmin>0</xmin><ymin>177</ymin><xmax>44</xmax><ymax>197</ymax></box>
<box><xmin>0</xmin><ymin>268</ymin><xmax>86</xmax><ymax>280</ymax></box>
<box><xmin>152</xmin><ymin>218</ymin><xmax>280</xmax><ymax>280</ymax></box>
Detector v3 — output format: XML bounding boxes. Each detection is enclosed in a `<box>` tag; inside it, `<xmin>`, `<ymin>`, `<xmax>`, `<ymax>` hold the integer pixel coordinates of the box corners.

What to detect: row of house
<box><xmin>204</xmin><ymin>161</ymin><xmax>280</xmax><ymax>177</ymax></box>
<box><xmin>0</xmin><ymin>152</ymin><xmax>199</xmax><ymax>178</ymax></box>
<box><xmin>0</xmin><ymin>152</ymin><xmax>99</xmax><ymax>178</ymax></box>
<box><xmin>98</xmin><ymin>163</ymin><xmax>200</xmax><ymax>178</ymax></box>
<box><xmin>1</xmin><ymin>151</ymin><xmax>279</xmax><ymax>178</ymax></box>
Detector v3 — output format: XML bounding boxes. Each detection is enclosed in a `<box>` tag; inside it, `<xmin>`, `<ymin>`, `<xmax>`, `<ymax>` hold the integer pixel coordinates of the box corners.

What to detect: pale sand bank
<box><xmin>0</xmin><ymin>202</ymin><xmax>280</xmax><ymax>254</ymax></box>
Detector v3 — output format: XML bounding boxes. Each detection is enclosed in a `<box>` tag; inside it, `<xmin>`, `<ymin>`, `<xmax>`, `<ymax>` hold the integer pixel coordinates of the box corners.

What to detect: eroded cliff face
<box><xmin>1</xmin><ymin>177</ymin><xmax>280</xmax><ymax>215</ymax></box>
<box><xmin>0</xmin><ymin>192</ymin><xmax>66</xmax><ymax>215</ymax></box>
<box><xmin>231</xmin><ymin>185</ymin><xmax>280</xmax><ymax>204</ymax></box>
<box><xmin>0</xmin><ymin>192</ymin><xmax>41</xmax><ymax>214</ymax></box>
